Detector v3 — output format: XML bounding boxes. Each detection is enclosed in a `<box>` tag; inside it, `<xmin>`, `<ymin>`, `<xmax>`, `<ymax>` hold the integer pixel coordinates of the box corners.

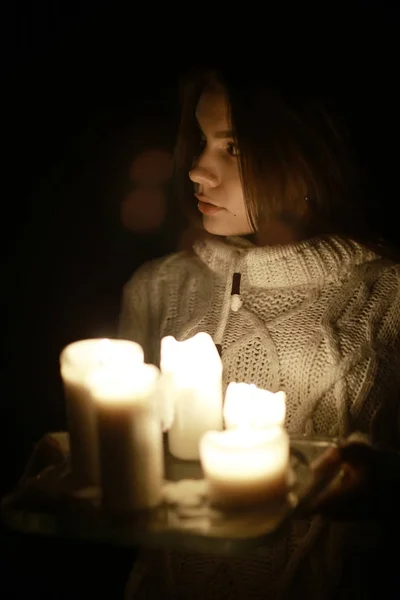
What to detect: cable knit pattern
<box><xmin>119</xmin><ymin>234</ymin><xmax>400</xmax><ymax>599</ymax></box>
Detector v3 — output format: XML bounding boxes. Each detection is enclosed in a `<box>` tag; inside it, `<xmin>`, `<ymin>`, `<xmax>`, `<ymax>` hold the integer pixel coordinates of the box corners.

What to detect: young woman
<box><xmin>119</xmin><ymin>68</ymin><xmax>400</xmax><ymax>599</ymax></box>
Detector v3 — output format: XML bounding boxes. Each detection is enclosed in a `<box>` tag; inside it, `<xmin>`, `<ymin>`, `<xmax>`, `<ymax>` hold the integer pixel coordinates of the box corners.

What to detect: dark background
<box><xmin>1</xmin><ymin>3</ymin><xmax>399</xmax><ymax>598</ymax></box>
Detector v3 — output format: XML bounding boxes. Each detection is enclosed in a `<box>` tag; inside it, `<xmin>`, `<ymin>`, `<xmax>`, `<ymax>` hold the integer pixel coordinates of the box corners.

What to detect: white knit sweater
<box><xmin>119</xmin><ymin>234</ymin><xmax>400</xmax><ymax>599</ymax></box>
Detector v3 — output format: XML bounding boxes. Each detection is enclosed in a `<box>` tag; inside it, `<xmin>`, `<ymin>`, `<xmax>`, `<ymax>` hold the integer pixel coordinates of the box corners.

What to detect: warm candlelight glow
<box><xmin>224</xmin><ymin>382</ymin><xmax>286</xmax><ymax>430</ymax></box>
<box><xmin>86</xmin><ymin>362</ymin><xmax>159</xmax><ymax>405</ymax></box>
<box><xmin>160</xmin><ymin>332</ymin><xmax>223</xmax><ymax>460</ymax></box>
<box><xmin>200</xmin><ymin>427</ymin><xmax>290</xmax><ymax>508</ymax></box>
<box><xmin>61</xmin><ymin>338</ymin><xmax>144</xmax><ymax>376</ymax></box>
<box><xmin>60</xmin><ymin>338</ymin><xmax>144</xmax><ymax>487</ymax></box>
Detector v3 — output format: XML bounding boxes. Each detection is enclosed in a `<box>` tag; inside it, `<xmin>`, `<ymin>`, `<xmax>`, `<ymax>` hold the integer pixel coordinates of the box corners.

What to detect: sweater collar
<box><xmin>193</xmin><ymin>233</ymin><xmax>379</xmax><ymax>288</ymax></box>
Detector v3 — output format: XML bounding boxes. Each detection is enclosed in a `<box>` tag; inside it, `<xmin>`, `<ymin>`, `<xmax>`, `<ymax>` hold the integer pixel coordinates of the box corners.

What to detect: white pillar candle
<box><xmin>160</xmin><ymin>332</ymin><xmax>223</xmax><ymax>460</ymax></box>
<box><xmin>200</xmin><ymin>427</ymin><xmax>290</xmax><ymax>509</ymax></box>
<box><xmin>224</xmin><ymin>382</ymin><xmax>286</xmax><ymax>430</ymax></box>
<box><xmin>60</xmin><ymin>338</ymin><xmax>144</xmax><ymax>487</ymax></box>
<box><xmin>86</xmin><ymin>362</ymin><xmax>164</xmax><ymax>513</ymax></box>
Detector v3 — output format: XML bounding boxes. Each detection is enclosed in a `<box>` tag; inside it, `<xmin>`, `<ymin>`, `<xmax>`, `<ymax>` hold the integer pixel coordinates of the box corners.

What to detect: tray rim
<box><xmin>0</xmin><ymin>433</ymin><xmax>342</xmax><ymax>554</ymax></box>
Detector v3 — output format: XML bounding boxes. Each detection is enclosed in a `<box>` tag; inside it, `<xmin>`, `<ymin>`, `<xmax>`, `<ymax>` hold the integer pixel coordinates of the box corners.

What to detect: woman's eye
<box><xmin>227</xmin><ymin>142</ymin><xmax>239</xmax><ymax>157</ymax></box>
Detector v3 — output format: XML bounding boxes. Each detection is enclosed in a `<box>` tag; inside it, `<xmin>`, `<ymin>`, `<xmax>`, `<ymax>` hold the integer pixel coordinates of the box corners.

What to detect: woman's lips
<box><xmin>196</xmin><ymin>195</ymin><xmax>224</xmax><ymax>215</ymax></box>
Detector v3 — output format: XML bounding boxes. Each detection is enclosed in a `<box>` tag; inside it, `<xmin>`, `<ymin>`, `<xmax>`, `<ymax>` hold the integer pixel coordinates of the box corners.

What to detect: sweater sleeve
<box><xmin>346</xmin><ymin>265</ymin><xmax>400</xmax><ymax>444</ymax></box>
<box><xmin>118</xmin><ymin>261</ymin><xmax>162</xmax><ymax>366</ymax></box>
<box><xmin>309</xmin><ymin>263</ymin><xmax>400</xmax><ymax>445</ymax></box>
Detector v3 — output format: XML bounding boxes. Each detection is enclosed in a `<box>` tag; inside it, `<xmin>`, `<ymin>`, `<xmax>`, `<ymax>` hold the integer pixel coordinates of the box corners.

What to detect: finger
<box><xmin>316</xmin><ymin>460</ymin><xmax>368</xmax><ymax>504</ymax></box>
<box><xmin>339</xmin><ymin>442</ymin><xmax>375</xmax><ymax>468</ymax></box>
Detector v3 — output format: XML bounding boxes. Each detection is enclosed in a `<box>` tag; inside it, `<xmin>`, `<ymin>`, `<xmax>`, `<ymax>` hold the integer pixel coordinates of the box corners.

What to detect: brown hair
<box><xmin>174</xmin><ymin>66</ymin><xmax>392</xmax><ymax>254</ymax></box>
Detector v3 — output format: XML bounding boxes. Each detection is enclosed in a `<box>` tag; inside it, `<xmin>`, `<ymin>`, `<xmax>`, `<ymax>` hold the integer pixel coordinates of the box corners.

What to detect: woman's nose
<box><xmin>189</xmin><ymin>165</ymin><xmax>218</xmax><ymax>188</ymax></box>
<box><xmin>189</xmin><ymin>147</ymin><xmax>219</xmax><ymax>187</ymax></box>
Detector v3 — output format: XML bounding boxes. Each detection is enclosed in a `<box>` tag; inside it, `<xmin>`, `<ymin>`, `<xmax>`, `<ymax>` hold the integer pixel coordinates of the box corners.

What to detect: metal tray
<box><xmin>1</xmin><ymin>432</ymin><xmax>342</xmax><ymax>555</ymax></box>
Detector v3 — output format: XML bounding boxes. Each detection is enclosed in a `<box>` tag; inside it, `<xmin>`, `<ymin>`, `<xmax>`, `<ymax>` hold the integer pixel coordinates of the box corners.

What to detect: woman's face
<box><xmin>189</xmin><ymin>87</ymin><xmax>252</xmax><ymax>237</ymax></box>
<box><xmin>121</xmin><ymin>148</ymin><xmax>173</xmax><ymax>233</ymax></box>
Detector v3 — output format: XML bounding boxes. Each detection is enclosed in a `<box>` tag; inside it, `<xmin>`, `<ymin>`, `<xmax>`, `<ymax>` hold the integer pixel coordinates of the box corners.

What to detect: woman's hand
<box><xmin>311</xmin><ymin>435</ymin><xmax>400</xmax><ymax>521</ymax></box>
